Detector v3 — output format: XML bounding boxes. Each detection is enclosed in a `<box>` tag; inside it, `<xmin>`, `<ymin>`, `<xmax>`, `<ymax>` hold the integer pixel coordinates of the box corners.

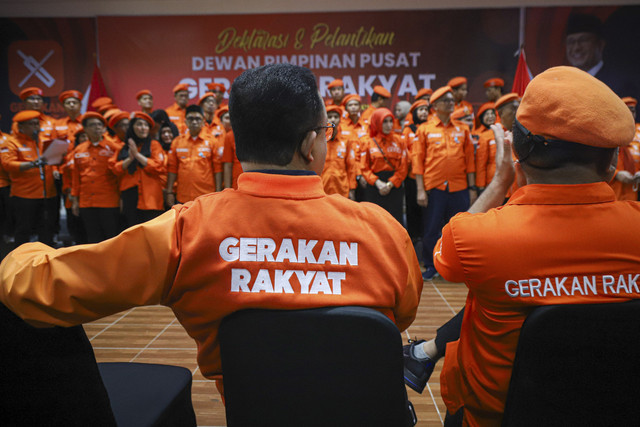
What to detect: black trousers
<box><xmin>404</xmin><ymin>177</ymin><xmax>422</xmax><ymax>239</ymax></box>
<box><xmin>79</xmin><ymin>207</ymin><xmax>120</xmax><ymax>243</ymax></box>
<box><xmin>122</xmin><ymin>186</ymin><xmax>163</xmax><ymax>227</ymax></box>
<box><xmin>434</xmin><ymin>308</ymin><xmax>465</xmax><ymax>357</ymax></box>
<box><xmin>364</xmin><ymin>171</ymin><xmax>405</xmax><ymax>226</ymax></box>
<box><xmin>13</xmin><ymin>196</ymin><xmax>58</xmax><ymax>247</ymax></box>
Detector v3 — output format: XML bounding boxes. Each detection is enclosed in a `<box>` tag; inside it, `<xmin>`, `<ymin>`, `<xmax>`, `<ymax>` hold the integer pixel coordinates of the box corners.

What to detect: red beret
<box><xmin>494</xmin><ymin>93</ymin><xmax>520</xmax><ymax>110</ymax></box>
<box><xmin>107</xmin><ymin>111</ymin><xmax>129</xmax><ymax>128</ymax></box>
<box><xmin>416</xmin><ymin>88</ymin><xmax>433</xmax><ymax>100</ymax></box>
<box><xmin>81</xmin><ymin>111</ymin><xmax>106</xmax><ymax>125</ymax></box>
<box><xmin>483</xmin><ymin>78</ymin><xmax>504</xmax><ymax>88</ymax></box>
<box><xmin>132</xmin><ymin>112</ymin><xmax>155</xmax><ymax>128</ymax></box>
<box><xmin>207</xmin><ymin>82</ymin><xmax>227</xmax><ymax>93</ymax></box>
<box><xmin>517</xmin><ymin>66</ymin><xmax>635</xmax><ymax>148</ymax></box>
<box><xmin>326</xmin><ymin>105</ymin><xmax>343</xmax><ymax>116</ymax></box>
<box><xmin>59</xmin><ymin>90</ymin><xmax>83</xmax><ymax>103</ymax></box>
<box><xmin>136</xmin><ymin>90</ymin><xmax>152</xmax><ymax>100</ymax></box>
<box><xmin>409</xmin><ymin>100</ymin><xmax>429</xmax><ymax>113</ymax></box>
<box><xmin>198</xmin><ymin>92</ymin><xmax>216</xmax><ymax>105</ymax></box>
<box><xmin>373</xmin><ymin>85</ymin><xmax>391</xmax><ymax>98</ymax></box>
<box><xmin>622</xmin><ymin>97</ymin><xmax>637</xmax><ymax>107</ymax></box>
<box><xmin>91</xmin><ymin>97</ymin><xmax>112</xmax><ymax>109</ymax></box>
<box><xmin>430</xmin><ymin>86</ymin><xmax>453</xmax><ymax>104</ymax></box>
<box><xmin>19</xmin><ymin>87</ymin><xmax>43</xmax><ymax>100</ymax></box>
<box><xmin>447</xmin><ymin>77</ymin><xmax>467</xmax><ymax>88</ymax></box>
<box><xmin>477</xmin><ymin>102</ymin><xmax>496</xmax><ymax>118</ymax></box>
<box><xmin>13</xmin><ymin>110</ymin><xmax>41</xmax><ymax>123</ymax></box>
<box><xmin>173</xmin><ymin>83</ymin><xmax>189</xmax><ymax>93</ymax></box>
<box><xmin>216</xmin><ymin>106</ymin><xmax>229</xmax><ymax>120</ymax></box>
<box><xmin>328</xmin><ymin>79</ymin><xmax>344</xmax><ymax>89</ymax></box>
<box><xmin>341</xmin><ymin>94</ymin><xmax>361</xmax><ymax>107</ymax></box>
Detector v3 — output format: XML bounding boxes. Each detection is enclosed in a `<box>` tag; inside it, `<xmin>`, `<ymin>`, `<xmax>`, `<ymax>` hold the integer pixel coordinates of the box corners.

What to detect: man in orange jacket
<box><xmin>404</xmin><ymin>66</ymin><xmax>640</xmax><ymax>427</ymax></box>
<box><xmin>0</xmin><ymin>64</ymin><xmax>423</xmax><ymax>397</ymax></box>
<box><xmin>165</xmin><ymin>83</ymin><xmax>189</xmax><ymax>133</ymax></box>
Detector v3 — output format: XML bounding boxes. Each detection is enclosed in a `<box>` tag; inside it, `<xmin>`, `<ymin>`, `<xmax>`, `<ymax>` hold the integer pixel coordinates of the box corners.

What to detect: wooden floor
<box><xmin>88</xmin><ymin>276</ymin><xmax>467</xmax><ymax>427</ymax></box>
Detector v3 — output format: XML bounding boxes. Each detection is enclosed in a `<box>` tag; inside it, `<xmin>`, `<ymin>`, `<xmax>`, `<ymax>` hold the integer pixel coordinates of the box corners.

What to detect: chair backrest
<box><xmin>219</xmin><ymin>306</ymin><xmax>413</xmax><ymax>427</ymax></box>
<box><xmin>502</xmin><ymin>299</ymin><xmax>640</xmax><ymax>426</ymax></box>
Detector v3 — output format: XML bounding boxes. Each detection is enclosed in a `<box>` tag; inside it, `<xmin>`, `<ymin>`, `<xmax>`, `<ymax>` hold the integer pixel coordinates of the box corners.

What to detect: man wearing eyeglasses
<box><xmin>166</xmin><ymin>105</ymin><xmax>222</xmax><ymax>206</ymax></box>
<box><xmin>0</xmin><ymin>64</ymin><xmax>423</xmax><ymax>400</ymax></box>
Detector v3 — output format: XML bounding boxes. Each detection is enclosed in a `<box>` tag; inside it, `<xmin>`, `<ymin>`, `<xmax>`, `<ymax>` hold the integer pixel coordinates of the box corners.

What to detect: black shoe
<box><xmin>422</xmin><ymin>267</ymin><xmax>439</xmax><ymax>281</ymax></box>
<box><xmin>403</xmin><ymin>340</ymin><xmax>436</xmax><ymax>394</ymax></box>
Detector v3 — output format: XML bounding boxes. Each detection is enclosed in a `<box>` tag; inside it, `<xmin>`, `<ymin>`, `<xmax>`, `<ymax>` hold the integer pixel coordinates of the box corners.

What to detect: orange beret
<box><xmin>136</xmin><ymin>90</ymin><xmax>152</xmax><ymax>100</ymax></box>
<box><xmin>13</xmin><ymin>110</ymin><xmax>41</xmax><ymax>123</ymax></box>
<box><xmin>104</xmin><ymin>108</ymin><xmax>123</xmax><ymax>121</ymax></box>
<box><xmin>81</xmin><ymin>111</ymin><xmax>106</xmax><ymax>125</ymax></box>
<box><xmin>517</xmin><ymin>66</ymin><xmax>635</xmax><ymax>148</ymax></box>
<box><xmin>91</xmin><ymin>97</ymin><xmax>112</xmax><ymax>109</ymax></box>
<box><xmin>622</xmin><ymin>97</ymin><xmax>637</xmax><ymax>107</ymax></box>
<box><xmin>59</xmin><ymin>90</ymin><xmax>83</xmax><ymax>103</ymax></box>
<box><xmin>341</xmin><ymin>94</ymin><xmax>361</xmax><ymax>106</ymax></box>
<box><xmin>410</xmin><ymin>100</ymin><xmax>429</xmax><ymax>113</ymax></box>
<box><xmin>173</xmin><ymin>83</ymin><xmax>189</xmax><ymax>93</ymax></box>
<box><xmin>207</xmin><ymin>82</ymin><xmax>226</xmax><ymax>93</ymax></box>
<box><xmin>216</xmin><ymin>106</ymin><xmax>229</xmax><ymax>119</ymax></box>
<box><xmin>495</xmin><ymin>93</ymin><xmax>520</xmax><ymax>110</ymax></box>
<box><xmin>416</xmin><ymin>88</ymin><xmax>433</xmax><ymax>100</ymax></box>
<box><xmin>483</xmin><ymin>78</ymin><xmax>504</xmax><ymax>88</ymax></box>
<box><xmin>328</xmin><ymin>79</ymin><xmax>344</xmax><ymax>89</ymax></box>
<box><xmin>447</xmin><ymin>77</ymin><xmax>467</xmax><ymax>88</ymax></box>
<box><xmin>477</xmin><ymin>102</ymin><xmax>496</xmax><ymax>118</ymax></box>
<box><xmin>19</xmin><ymin>87</ymin><xmax>43</xmax><ymax>100</ymax></box>
<box><xmin>450</xmin><ymin>109</ymin><xmax>469</xmax><ymax>121</ymax></box>
<box><xmin>132</xmin><ymin>111</ymin><xmax>155</xmax><ymax>128</ymax></box>
<box><xmin>373</xmin><ymin>85</ymin><xmax>391</xmax><ymax>98</ymax></box>
<box><xmin>97</xmin><ymin>103</ymin><xmax>116</xmax><ymax>114</ymax></box>
<box><xmin>326</xmin><ymin>105</ymin><xmax>342</xmax><ymax>116</ymax></box>
<box><xmin>108</xmin><ymin>111</ymin><xmax>129</xmax><ymax>128</ymax></box>
<box><xmin>430</xmin><ymin>86</ymin><xmax>453</xmax><ymax>104</ymax></box>
<box><xmin>198</xmin><ymin>92</ymin><xmax>216</xmax><ymax>105</ymax></box>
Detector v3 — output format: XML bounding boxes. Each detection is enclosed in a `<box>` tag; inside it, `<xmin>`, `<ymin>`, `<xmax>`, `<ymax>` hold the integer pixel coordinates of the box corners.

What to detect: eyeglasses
<box><xmin>313</xmin><ymin>123</ymin><xmax>336</xmax><ymax>141</ymax></box>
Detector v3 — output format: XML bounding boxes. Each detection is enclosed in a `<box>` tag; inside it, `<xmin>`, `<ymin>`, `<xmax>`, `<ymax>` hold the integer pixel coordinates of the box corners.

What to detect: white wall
<box><xmin>1</xmin><ymin>0</ymin><xmax>636</xmax><ymax>17</ymax></box>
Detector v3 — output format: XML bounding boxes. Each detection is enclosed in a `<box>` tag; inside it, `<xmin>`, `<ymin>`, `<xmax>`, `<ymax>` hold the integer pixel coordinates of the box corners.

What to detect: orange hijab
<box><xmin>369</xmin><ymin>108</ymin><xmax>394</xmax><ymax>141</ymax></box>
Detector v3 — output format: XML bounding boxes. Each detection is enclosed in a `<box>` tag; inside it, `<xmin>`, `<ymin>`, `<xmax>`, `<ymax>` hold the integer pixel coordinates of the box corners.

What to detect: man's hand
<box><xmin>616</xmin><ymin>170</ymin><xmax>635</xmax><ymax>184</ymax></box>
<box><xmin>490</xmin><ymin>124</ymin><xmax>515</xmax><ymax>186</ymax></box>
<box><xmin>358</xmin><ymin>176</ymin><xmax>367</xmax><ymax>188</ymax></box>
<box><xmin>416</xmin><ymin>190</ymin><xmax>427</xmax><ymax>208</ymax></box>
<box><xmin>71</xmin><ymin>197</ymin><xmax>80</xmax><ymax>217</ymax></box>
<box><xmin>127</xmin><ymin>139</ymin><xmax>138</xmax><ymax>158</ymax></box>
<box><xmin>165</xmin><ymin>192</ymin><xmax>176</xmax><ymax>207</ymax></box>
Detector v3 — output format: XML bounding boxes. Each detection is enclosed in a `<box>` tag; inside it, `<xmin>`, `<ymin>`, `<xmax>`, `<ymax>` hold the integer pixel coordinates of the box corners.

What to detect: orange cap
<box><xmin>622</xmin><ymin>97</ymin><xmax>637</xmax><ymax>107</ymax></box>
<box><xmin>416</xmin><ymin>88</ymin><xmax>433</xmax><ymax>100</ymax></box>
<box><xmin>495</xmin><ymin>93</ymin><xmax>520</xmax><ymax>110</ymax></box>
<box><xmin>410</xmin><ymin>100</ymin><xmax>429</xmax><ymax>113</ymax></box>
<box><xmin>207</xmin><ymin>82</ymin><xmax>226</xmax><ymax>93</ymax></box>
<box><xmin>341</xmin><ymin>94</ymin><xmax>361</xmax><ymax>107</ymax></box>
<box><xmin>136</xmin><ymin>89</ymin><xmax>152</xmax><ymax>100</ymax></box>
<box><xmin>477</xmin><ymin>102</ymin><xmax>496</xmax><ymax>118</ymax></box>
<box><xmin>517</xmin><ymin>66</ymin><xmax>635</xmax><ymax>148</ymax></box>
<box><xmin>447</xmin><ymin>77</ymin><xmax>467</xmax><ymax>88</ymax></box>
<box><xmin>326</xmin><ymin>105</ymin><xmax>342</xmax><ymax>116</ymax></box>
<box><xmin>328</xmin><ymin>79</ymin><xmax>344</xmax><ymax>89</ymax></box>
<box><xmin>103</xmin><ymin>108</ymin><xmax>123</xmax><ymax>121</ymax></box>
<box><xmin>430</xmin><ymin>86</ymin><xmax>453</xmax><ymax>104</ymax></box>
<box><xmin>13</xmin><ymin>110</ymin><xmax>41</xmax><ymax>123</ymax></box>
<box><xmin>132</xmin><ymin>111</ymin><xmax>155</xmax><ymax>127</ymax></box>
<box><xmin>81</xmin><ymin>111</ymin><xmax>106</xmax><ymax>125</ymax></box>
<box><xmin>373</xmin><ymin>85</ymin><xmax>391</xmax><ymax>98</ymax></box>
<box><xmin>97</xmin><ymin>103</ymin><xmax>116</xmax><ymax>114</ymax></box>
<box><xmin>173</xmin><ymin>83</ymin><xmax>189</xmax><ymax>93</ymax></box>
<box><xmin>58</xmin><ymin>90</ymin><xmax>83</xmax><ymax>103</ymax></box>
<box><xmin>198</xmin><ymin>92</ymin><xmax>216</xmax><ymax>105</ymax></box>
<box><xmin>108</xmin><ymin>111</ymin><xmax>129</xmax><ymax>128</ymax></box>
<box><xmin>216</xmin><ymin>106</ymin><xmax>229</xmax><ymax>120</ymax></box>
<box><xmin>91</xmin><ymin>97</ymin><xmax>112</xmax><ymax>109</ymax></box>
<box><xmin>483</xmin><ymin>78</ymin><xmax>504</xmax><ymax>88</ymax></box>
<box><xmin>19</xmin><ymin>87</ymin><xmax>43</xmax><ymax>100</ymax></box>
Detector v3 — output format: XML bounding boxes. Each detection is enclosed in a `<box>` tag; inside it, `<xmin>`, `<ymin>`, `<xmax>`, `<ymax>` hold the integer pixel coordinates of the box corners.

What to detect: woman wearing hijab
<box><xmin>110</xmin><ymin>112</ymin><xmax>166</xmax><ymax>227</ymax></box>
<box><xmin>402</xmin><ymin>100</ymin><xmax>430</xmax><ymax>241</ymax></box>
<box><xmin>360</xmin><ymin>108</ymin><xmax>408</xmax><ymax>225</ymax></box>
<box><xmin>473</xmin><ymin>103</ymin><xmax>498</xmax><ymax>192</ymax></box>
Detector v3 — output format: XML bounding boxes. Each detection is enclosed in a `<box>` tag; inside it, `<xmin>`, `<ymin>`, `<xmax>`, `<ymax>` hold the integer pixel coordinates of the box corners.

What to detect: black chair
<box><xmin>502</xmin><ymin>300</ymin><xmax>640</xmax><ymax>426</ymax></box>
<box><xmin>219</xmin><ymin>306</ymin><xmax>417</xmax><ymax>427</ymax></box>
<box><xmin>0</xmin><ymin>303</ymin><xmax>197</xmax><ymax>427</ymax></box>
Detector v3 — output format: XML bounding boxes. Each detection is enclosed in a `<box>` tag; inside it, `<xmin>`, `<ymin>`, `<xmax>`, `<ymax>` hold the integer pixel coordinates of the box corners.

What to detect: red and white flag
<box><xmin>81</xmin><ymin>62</ymin><xmax>110</xmax><ymax>113</ymax></box>
<box><xmin>512</xmin><ymin>48</ymin><xmax>533</xmax><ymax>97</ymax></box>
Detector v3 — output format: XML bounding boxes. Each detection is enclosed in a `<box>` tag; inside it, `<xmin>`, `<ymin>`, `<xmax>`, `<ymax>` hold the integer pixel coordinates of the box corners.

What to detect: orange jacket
<box><xmin>359</xmin><ymin>134</ymin><xmax>408</xmax><ymax>188</ymax></box>
<box><xmin>413</xmin><ymin>116</ymin><xmax>475</xmax><ymax>192</ymax></box>
<box><xmin>53</xmin><ymin>116</ymin><xmax>82</xmax><ymax>142</ymax></box>
<box><xmin>435</xmin><ymin>182</ymin><xmax>640</xmax><ymax>426</ymax></box>
<box><xmin>0</xmin><ymin>172</ymin><xmax>423</xmax><ymax>384</ymax></box>
<box><xmin>609</xmin><ymin>124</ymin><xmax>640</xmax><ymax>200</ymax></box>
<box><xmin>0</xmin><ymin>133</ymin><xmax>11</xmax><ymax>187</ymax></box>
<box><xmin>165</xmin><ymin>103</ymin><xmax>186</xmax><ymax>134</ymax></box>
<box><xmin>1</xmin><ymin>132</ymin><xmax>57</xmax><ymax>199</ymax></box>
<box><xmin>168</xmin><ymin>129</ymin><xmax>222</xmax><ymax>203</ymax></box>
<box><xmin>11</xmin><ymin>113</ymin><xmax>57</xmax><ymax>142</ymax></box>
<box><xmin>360</xmin><ymin>105</ymin><xmax>376</xmax><ymax>127</ymax></box>
<box><xmin>71</xmin><ymin>139</ymin><xmax>120</xmax><ymax>208</ymax></box>
<box><xmin>110</xmin><ymin>140</ymin><xmax>167</xmax><ymax>210</ymax></box>
<box><xmin>474</xmin><ymin>128</ymin><xmax>497</xmax><ymax>188</ymax></box>
<box><xmin>221</xmin><ymin>130</ymin><xmax>243</xmax><ymax>190</ymax></box>
<box><xmin>321</xmin><ymin>132</ymin><xmax>358</xmax><ymax>197</ymax></box>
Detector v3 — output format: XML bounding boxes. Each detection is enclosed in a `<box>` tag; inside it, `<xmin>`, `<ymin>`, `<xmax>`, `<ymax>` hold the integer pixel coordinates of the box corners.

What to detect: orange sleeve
<box><xmin>167</xmin><ymin>140</ymin><xmax>179</xmax><ymax>174</ymax></box>
<box><xmin>143</xmin><ymin>141</ymin><xmax>167</xmax><ymax>176</ymax></box>
<box><xmin>393</xmin><ymin>233</ymin><xmax>424</xmax><ymax>332</ymax></box>
<box><xmin>464</xmin><ymin>129</ymin><xmax>475</xmax><ymax>174</ymax></box>
<box><xmin>0</xmin><ymin>210</ymin><xmax>179</xmax><ymax>327</ymax></box>
<box><xmin>1</xmin><ymin>139</ymin><xmax>23</xmax><ymax>173</ymax></box>
<box><xmin>212</xmin><ymin>145</ymin><xmax>223</xmax><ymax>174</ymax></box>
<box><xmin>70</xmin><ymin>148</ymin><xmax>80</xmax><ymax>198</ymax></box>
<box><xmin>412</xmin><ymin>127</ymin><xmax>427</xmax><ymax>176</ymax></box>
<box><xmin>388</xmin><ymin>136</ymin><xmax>408</xmax><ymax>188</ymax></box>
<box><xmin>222</xmin><ymin>132</ymin><xmax>234</xmax><ymax>163</ymax></box>
<box><xmin>359</xmin><ymin>138</ymin><xmax>379</xmax><ymax>186</ymax></box>
<box><xmin>108</xmin><ymin>147</ymin><xmax>127</xmax><ymax>176</ymax></box>
<box><xmin>433</xmin><ymin>215</ymin><xmax>468</xmax><ymax>284</ymax></box>
<box><xmin>346</xmin><ymin>139</ymin><xmax>358</xmax><ymax>190</ymax></box>
<box><xmin>475</xmin><ymin>135</ymin><xmax>489</xmax><ymax>188</ymax></box>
